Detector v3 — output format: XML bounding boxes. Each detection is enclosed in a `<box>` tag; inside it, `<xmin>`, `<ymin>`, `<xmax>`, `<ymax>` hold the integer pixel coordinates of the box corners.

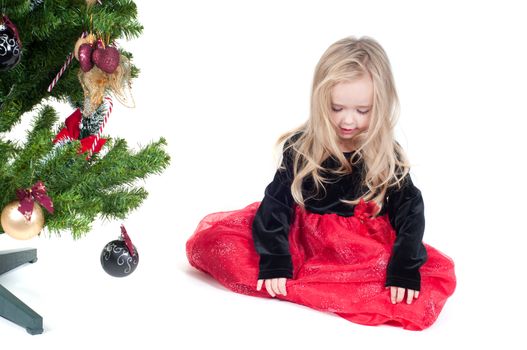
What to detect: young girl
<box><xmin>186</xmin><ymin>36</ymin><xmax>456</xmax><ymax>331</ymax></box>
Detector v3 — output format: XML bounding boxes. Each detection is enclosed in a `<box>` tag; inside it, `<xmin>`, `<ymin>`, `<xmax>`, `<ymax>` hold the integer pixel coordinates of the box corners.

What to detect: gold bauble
<box><xmin>1</xmin><ymin>201</ymin><xmax>45</xmax><ymax>240</ymax></box>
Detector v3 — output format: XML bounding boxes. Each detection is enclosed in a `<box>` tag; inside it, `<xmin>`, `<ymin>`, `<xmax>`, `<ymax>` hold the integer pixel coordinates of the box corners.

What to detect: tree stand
<box><xmin>0</xmin><ymin>249</ymin><xmax>43</xmax><ymax>335</ymax></box>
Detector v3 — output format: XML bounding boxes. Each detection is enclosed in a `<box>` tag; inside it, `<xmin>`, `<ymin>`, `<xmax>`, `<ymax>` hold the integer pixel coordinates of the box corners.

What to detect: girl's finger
<box><xmin>390</xmin><ymin>286</ymin><xmax>396</xmax><ymax>304</ymax></box>
<box><xmin>271</xmin><ymin>278</ymin><xmax>280</xmax><ymax>295</ymax></box>
<box><xmin>396</xmin><ymin>287</ymin><xmax>405</xmax><ymax>303</ymax></box>
<box><xmin>278</xmin><ymin>278</ymin><xmax>287</xmax><ymax>296</ymax></box>
<box><xmin>406</xmin><ymin>289</ymin><xmax>414</xmax><ymax>304</ymax></box>
<box><xmin>265</xmin><ymin>279</ymin><xmax>276</xmax><ymax>297</ymax></box>
<box><xmin>256</xmin><ymin>279</ymin><xmax>263</xmax><ymax>291</ymax></box>
<box><xmin>415</xmin><ymin>291</ymin><xmax>419</xmax><ymax>299</ymax></box>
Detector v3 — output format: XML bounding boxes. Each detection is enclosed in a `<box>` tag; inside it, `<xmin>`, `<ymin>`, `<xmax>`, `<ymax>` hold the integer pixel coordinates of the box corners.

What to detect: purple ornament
<box><xmin>78</xmin><ymin>43</ymin><xmax>94</xmax><ymax>72</ymax></box>
<box><xmin>92</xmin><ymin>46</ymin><xmax>120</xmax><ymax>74</ymax></box>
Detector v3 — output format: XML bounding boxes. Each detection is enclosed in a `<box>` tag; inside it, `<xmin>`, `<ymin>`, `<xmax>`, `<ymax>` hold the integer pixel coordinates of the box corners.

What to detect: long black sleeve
<box><xmin>384</xmin><ymin>174</ymin><xmax>428</xmax><ymax>291</ymax></box>
<box><xmin>251</xmin><ymin>144</ymin><xmax>296</xmax><ymax>280</ymax></box>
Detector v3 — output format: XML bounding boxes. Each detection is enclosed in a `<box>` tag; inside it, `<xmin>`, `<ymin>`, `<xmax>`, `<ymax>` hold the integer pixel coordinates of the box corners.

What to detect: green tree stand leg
<box><xmin>0</xmin><ymin>249</ymin><xmax>43</xmax><ymax>335</ymax></box>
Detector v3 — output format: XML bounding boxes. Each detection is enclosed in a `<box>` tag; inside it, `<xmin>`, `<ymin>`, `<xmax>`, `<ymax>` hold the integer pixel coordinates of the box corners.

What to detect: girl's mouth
<box><xmin>340</xmin><ymin>127</ymin><xmax>357</xmax><ymax>134</ymax></box>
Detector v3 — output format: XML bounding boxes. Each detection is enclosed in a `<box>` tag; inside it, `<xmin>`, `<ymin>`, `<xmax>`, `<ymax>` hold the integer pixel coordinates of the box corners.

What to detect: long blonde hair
<box><xmin>276</xmin><ymin>36</ymin><xmax>411</xmax><ymax>216</ymax></box>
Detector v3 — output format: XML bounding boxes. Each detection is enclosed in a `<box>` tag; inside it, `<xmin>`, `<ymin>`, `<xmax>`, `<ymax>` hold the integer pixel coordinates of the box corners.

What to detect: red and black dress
<box><xmin>186</xmin><ymin>138</ymin><xmax>456</xmax><ymax>331</ymax></box>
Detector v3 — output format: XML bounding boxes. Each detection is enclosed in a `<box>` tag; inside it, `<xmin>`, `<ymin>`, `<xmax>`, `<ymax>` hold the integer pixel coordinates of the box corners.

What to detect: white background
<box><xmin>1</xmin><ymin>0</ymin><xmax>526</xmax><ymax>347</ymax></box>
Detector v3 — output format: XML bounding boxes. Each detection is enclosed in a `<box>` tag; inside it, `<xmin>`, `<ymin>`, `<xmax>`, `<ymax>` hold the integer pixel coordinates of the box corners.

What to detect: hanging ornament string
<box><xmin>47</xmin><ymin>31</ymin><xmax>88</xmax><ymax>93</ymax></box>
<box><xmin>16</xmin><ymin>181</ymin><xmax>54</xmax><ymax>220</ymax></box>
<box><xmin>89</xmin><ymin>95</ymin><xmax>112</xmax><ymax>158</ymax></box>
<box><xmin>120</xmin><ymin>224</ymin><xmax>136</xmax><ymax>256</ymax></box>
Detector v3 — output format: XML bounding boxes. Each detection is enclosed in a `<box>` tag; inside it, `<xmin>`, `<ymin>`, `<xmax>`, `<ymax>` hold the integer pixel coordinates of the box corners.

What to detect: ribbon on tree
<box><xmin>120</xmin><ymin>224</ymin><xmax>136</xmax><ymax>256</ymax></box>
<box><xmin>16</xmin><ymin>181</ymin><xmax>55</xmax><ymax>220</ymax></box>
<box><xmin>53</xmin><ymin>108</ymin><xmax>107</xmax><ymax>156</ymax></box>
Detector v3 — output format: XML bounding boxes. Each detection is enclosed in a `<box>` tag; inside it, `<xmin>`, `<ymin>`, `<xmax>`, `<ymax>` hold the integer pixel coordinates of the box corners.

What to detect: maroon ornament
<box><xmin>95</xmin><ymin>38</ymin><xmax>105</xmax><ymax>50</ymax></box>
<box><xmin>78</xmin><ymin>43</ymin><xmax>94</xmax><ymax>72</ymax></box>
<box><xmin>92</xmin><ymin>46</ymin><xmax>120</xmax><ymax>74</ymax></box>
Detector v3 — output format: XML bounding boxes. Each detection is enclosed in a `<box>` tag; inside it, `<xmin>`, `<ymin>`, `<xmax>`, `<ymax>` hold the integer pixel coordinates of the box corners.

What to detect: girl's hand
<box><xmin>257</xmin><ymin>278</ymin><xmax>287</xmax><ymax>297</ymax></box>
<box><xmin>386</xmin><ymin>286</ymin><xmax>419</xmax><ymax>304</ymax></box>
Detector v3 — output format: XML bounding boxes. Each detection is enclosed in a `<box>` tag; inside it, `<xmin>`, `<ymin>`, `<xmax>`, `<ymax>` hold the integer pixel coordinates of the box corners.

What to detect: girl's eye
<box><xmin>332</xmin><ymin>107</ymin><xmax>369</xmax><ymax>114</ymax></box>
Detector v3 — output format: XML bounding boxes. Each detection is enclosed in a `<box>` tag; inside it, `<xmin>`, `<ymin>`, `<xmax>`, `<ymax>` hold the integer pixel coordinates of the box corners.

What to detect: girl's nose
<box><xmin>342</xmin><ymin>110</ymin><xmax>358</xmax><ymax>127</ymax></box>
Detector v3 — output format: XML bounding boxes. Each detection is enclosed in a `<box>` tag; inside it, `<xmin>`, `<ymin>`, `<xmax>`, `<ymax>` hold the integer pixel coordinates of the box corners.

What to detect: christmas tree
<box><xmin>0</xmin><ymin>0</ymin><xmax>169</xmax><ymax>237</ymax></box>
<box><xmin>0</xmin><ymin>0</ymin><xmax>169</xmax><ymax>334</ymax></box>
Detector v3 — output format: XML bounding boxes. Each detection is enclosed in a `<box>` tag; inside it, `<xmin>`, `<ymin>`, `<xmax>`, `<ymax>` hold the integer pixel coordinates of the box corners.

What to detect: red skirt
<box><xmin>186</xmin><ymin>200</ymin><xmax>456</xmax><ymax>331</ymax></box>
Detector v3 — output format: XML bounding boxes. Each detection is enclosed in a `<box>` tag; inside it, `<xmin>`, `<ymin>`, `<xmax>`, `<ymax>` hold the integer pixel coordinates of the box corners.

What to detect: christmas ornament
<box><xmin>47</xmin><ymin>52</ymin><xmax>73</xmax><ymax>93</ymax></box>
<box><xmin>92</xmin><ymin>43</ymin><xmax>120</xmax><ymax>74</ymax></box>
<box><xmin>1</xmin><ymin>201</ymin><xmax>44</xmax><ymax>240</ymax></box>
<box><xmin>75</xmin><ymin>31</ymin><xmax>134</xmax><ymax>115</ymax></box>
<box><xmin>89</xmin><ymin>96</ymin><xmax>112</xmax><ymax>158</ymax></box>
<box><xmin>78</xmin><ymin>43</ymin><xmax>94</xmax><ymax>72</ymax></box>
<box><xmin>73</xmin><ymin>33</ymin><xmax>94</xmax><ymax>60</ymax></box>
<box><xmin>75</xmin><ymin>37</ymin><xmax>120</xmax><ymax>74</ymax></box>
<box><xmin>100</xmin><ymin>225</ymin><xmax>139</xmax><ymax>277</ymax></box>
<box><xmin>0</xmin><ymin>15</ymin><xmax>22</xmax><ymax>71</ymax></box>
<box><xmin>78</xmin><ymin>53</ymin><xmax>133</xmax><ymax>115</ymax></box>
<box><xmin>48</xmin><ymin>32</ymin><xmax>89</xmax><ymax>92</ymax></box>
<box><xmin>0</xmin><ymin>181</ymin><xmax>54</xmax><ymax>240</ymax></box>
<box><xmin>79</xmin><ymin>99</ymin><xmax>107</xmax><ymax>138</ymax></box>
<box><xmin>53</xmin><ymin>107</ymin><xmax>107</xmax><ymax>156</ymax></box>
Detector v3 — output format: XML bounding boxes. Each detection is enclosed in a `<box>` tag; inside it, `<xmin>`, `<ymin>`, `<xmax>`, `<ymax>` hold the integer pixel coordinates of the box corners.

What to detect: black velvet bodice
<box><xmin>251</xmin><ymin>138</ymin><xmax>428</xmax><ymax>291</ymax></box>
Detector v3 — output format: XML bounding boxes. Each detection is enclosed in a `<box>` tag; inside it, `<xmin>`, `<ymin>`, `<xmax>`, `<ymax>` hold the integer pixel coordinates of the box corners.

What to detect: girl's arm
<box><xmin>384</xmin><ymin>174</ymin><xmax>428</xmax><ymax>291</ymax></box>
<box><xmin>251</xmin><ymin>139</ymin><xmax>297</xmax><ymax>280</ymax></box>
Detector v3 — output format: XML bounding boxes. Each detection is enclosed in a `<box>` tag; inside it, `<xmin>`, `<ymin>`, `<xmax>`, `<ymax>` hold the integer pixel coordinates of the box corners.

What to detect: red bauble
<box><xmin>78</xmin><ymin>43</ymin><xmax>94</xmax><ymax>72</ymax></box>
<box><xmin>92</xmin><ymin>46</ymin><xmax>120</xmax><ymax>74</ymax></box>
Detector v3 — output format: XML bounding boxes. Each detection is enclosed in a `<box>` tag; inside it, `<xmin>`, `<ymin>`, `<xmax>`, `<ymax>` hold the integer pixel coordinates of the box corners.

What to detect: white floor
<box><xmin>2</xmin><ymin>0</ymin><xmax>526</xmax><ymax>347</ymax></box>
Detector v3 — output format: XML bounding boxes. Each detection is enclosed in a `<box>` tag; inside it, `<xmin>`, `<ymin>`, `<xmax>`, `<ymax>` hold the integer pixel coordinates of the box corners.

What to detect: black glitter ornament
<box><xmin>0</xmin><ymin>16</ymin><xmax>22</xmax><ymax>71</ymax></box>
<box><xmin>100</xmin><ymin>225</ymin><xmax>139</xmax><ymax>277</ymax></box>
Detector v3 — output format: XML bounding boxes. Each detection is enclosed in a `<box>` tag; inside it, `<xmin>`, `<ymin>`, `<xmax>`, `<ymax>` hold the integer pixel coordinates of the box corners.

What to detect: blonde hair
<box><xmin>276</xmin><ymin>35</ymin><xmax>411</xmax><ymax>216</ymax></box>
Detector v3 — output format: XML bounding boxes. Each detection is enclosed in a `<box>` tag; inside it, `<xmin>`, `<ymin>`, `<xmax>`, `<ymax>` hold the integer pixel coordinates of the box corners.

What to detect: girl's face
<box><xmin>329</xmin><ymin>75</ymin><xmax>373</xmax><ymax>152</ymax></box>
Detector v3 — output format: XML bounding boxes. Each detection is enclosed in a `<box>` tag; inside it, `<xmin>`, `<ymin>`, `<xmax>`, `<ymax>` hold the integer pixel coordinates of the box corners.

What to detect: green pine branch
<box><xmin>0</xmin><ymin>105</ymin><xmax>170</xmax><ymax>238</ymax></box>
<box><xmin>0</xmin><ymin>1</ymin><xmax>171</xmax><ymax>238</ymax></box>
<box><xmin>1</xmin><ymin>0</ymin><xmax>143</xmax><ymax>132</ymax></box>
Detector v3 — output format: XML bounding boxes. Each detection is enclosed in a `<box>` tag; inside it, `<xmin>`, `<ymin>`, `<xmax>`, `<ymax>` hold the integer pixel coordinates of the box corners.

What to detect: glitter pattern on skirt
<box><xmin>186</xmin><ymin>200</ymin><xmax>456</xmax><ymax>331</ymax></box>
